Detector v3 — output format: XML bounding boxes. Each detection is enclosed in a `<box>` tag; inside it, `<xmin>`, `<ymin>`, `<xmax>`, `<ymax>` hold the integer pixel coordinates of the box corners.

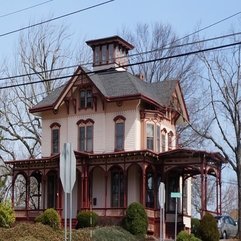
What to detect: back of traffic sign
<box><xmin>60</xmin><ymin>143</ymin><xmax>76</xmax><ymax>193</ymax></box>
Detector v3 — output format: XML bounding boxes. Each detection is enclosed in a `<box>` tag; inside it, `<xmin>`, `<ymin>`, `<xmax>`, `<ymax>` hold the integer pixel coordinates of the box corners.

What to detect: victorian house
<box><xmin>6</xmin><ymin>36</ymin><xmax>225</xmax><ymax>238</ymax></box>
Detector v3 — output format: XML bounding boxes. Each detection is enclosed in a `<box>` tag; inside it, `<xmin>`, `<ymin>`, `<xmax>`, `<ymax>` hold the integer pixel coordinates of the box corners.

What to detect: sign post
<box><xmin>158</xmin><ymin>182</ymin><xmax>165</xmax><ymax>241</ymax></box>
<box><xmin>60</xmin><ymin>143</ymin><xmax>76</xmax><ymax>241</ymax></box>
<box><xmin>171</xmin><ymin>192</ymin><xmax>181</xmax><ymax>241</ymax></box>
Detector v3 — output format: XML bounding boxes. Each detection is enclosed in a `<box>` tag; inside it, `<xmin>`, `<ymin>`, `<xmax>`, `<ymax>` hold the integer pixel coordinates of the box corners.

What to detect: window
<box><xmin>47</xmin><ymin>172</ymin><xmax>57</xmax><ymax>208</ymax></box>
<box><xmin>94</xmin><ymin>46</ymin><xmax>100</xmax><ymax>65</ymax></box>
<box><xmin>114</xmin><ymin>116</ymin><xmax>126</xmax><ymax>151</ymax></box>
<box><xmin>161</xmin><ymin>129</ymin><xmax>166</xmax><ymax>152</ymax></box>
<box><xmin>156</xmin><ymin>125</ymin><xmax>160</xmax><ymax>153</ymax></box>
<box><xmin>147</xmin><ymin>123</ymin><xmax>154</xmax><ymax>150</ymax></box>
<box><xmin>77</xmin><ymin>119</ymin><xmax>94</xmax><ymax>152</ymax></box>
<box><xmin>102</xmin><ymin>45</ymin><xmax>107</xmax><ymax>64</ymax></box>
<box><xmin>168</xmin><ymin>131</ymin><xmax>174</xmax><ymax>150</ymax></box>
<box><xmin>80</xmin><ymin>89</ymin><xmax>93</xmax><ymax>109</ymax></box>
<box><xmin>108</xmin><ymin>44</ymin><xmax>114</xmax><ymax>63</ymax></box>
<box><xmin>50</xmin><ymin>123</ymin><xmax>61</xmax><ymax>154</ymax></box>
<box><xmin>111</xmin><ymin>168</ymin><xmax>124</xmax><ymax>207</ymax></box>
<box><xmin>146</xmin><ymin>170</ymin><xmax>154</xmax><ymax>208</ymax></box>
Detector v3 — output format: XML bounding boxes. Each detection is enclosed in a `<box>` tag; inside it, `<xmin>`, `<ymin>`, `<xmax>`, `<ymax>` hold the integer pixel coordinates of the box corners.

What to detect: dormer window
<box><xmin>80</xmin><ymin>89</ymin><xmax>93</xmax><ymax>109</ymax></box>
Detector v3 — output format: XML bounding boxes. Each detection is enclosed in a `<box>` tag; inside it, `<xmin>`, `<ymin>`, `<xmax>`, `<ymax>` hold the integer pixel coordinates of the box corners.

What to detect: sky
<box><xmin>1</xmin><ymin>0</ymin><xmax>241</xmax><ymax>59</ymax></box>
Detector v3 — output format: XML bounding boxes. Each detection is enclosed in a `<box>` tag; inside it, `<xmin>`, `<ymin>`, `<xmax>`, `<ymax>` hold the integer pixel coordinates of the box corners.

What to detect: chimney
<box><xmin>86</xmin><ymin>35</ymin><xmax>134</xmax><ymax>72</ymax></box>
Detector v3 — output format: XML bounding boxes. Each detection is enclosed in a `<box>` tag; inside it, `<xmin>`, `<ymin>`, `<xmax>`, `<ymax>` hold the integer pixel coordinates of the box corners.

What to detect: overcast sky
<box><xmin>0</xmin><ymin>0</ymin><xmax>241</xmax><ymax>58</ymax></box>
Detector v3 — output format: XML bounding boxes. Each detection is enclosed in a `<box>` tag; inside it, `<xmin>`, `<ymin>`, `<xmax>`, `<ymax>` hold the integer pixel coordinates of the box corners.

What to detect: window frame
<box><xmin>50</xmin><ymin>122</ymin><xmax>61</xmax><ymax>154</ymax></box>
<box><xmin>114</xmin><ymin>115</ymin><xmax>126</xmax><ymax>151</ymax></box>
<box><xmin>79</xmin><ymin>89</ymin><xmax>93</xmax><ymax>110</ymax></box>
<box><xmin>111</xmin><ymin>167</ymin><xmax>124</xmax><ymax>208</ymax></box>
<box><xmin>168</xmin><ymin>131</ymin><xmax>174</xmax><ymax>150</ymax></box>
<box><xmin>146</xmin><ymin>123</ymin><xmax>154</xmax><ymax>151</ymax></box>
<box><xmin>77</xmin><ymin>119</ymin><xmax>94</xmax><ymax>153</ymax></box>
<box><xmin>161</xmin><ymin>129</ymin><xmax>167</xmax><ymax>152</ymax></box>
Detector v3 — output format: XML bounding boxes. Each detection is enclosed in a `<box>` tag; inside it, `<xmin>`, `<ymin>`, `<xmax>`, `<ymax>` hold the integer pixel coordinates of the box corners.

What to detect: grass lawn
<box><xmin>0</xmin><ymin>222</ymin><xmax>144</xmax><ymax>241</ymax></box>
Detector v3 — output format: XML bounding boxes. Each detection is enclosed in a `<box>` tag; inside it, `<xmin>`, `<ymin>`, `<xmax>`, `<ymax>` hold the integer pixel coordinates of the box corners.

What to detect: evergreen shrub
<box><xmin>76</xmin><ymin>210</ymin><xmax>98</xmax><ymax>228</ymax></box>
<box><xmin>0</xmin><ymin>201</ymin><xmax>15</xmax><ymax>228</ymax></box>
<box><xmin>177</xmin><ymin>230</ymin><xmax>201</xmax><ymax>241</ymax></box>
<box><xmin>199</xmin><ymin>212</ymin><xmax>219</xmax><ymax>241</ymax></box>
<box><xmin>122</xmin><ymin>202</ymin><xmax>148</xmax><ymax>236</ymax></box>
<box><xmin>35</xmin><ymin>208</ymin><xmax>61</xmax><ymax>229</ymax></box>
<box><xmin>191</xmin><ymin>218</ymin><xmax>201</xmax><ymax>238</ymax></box>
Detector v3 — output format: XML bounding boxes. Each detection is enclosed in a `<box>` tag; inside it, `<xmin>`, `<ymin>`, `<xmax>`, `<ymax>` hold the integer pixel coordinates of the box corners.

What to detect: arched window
<box><xmin>156</xmin><ymin>125</ymin><xmax>160</xmax><ymax>153</ymax></box>
<box><xmin>146</xmin><ymin>123</ymin><xmax>154</xmax><ymax>150</ymax></box>
<box><xmin>111</xmin><ymin>167</ymin><xmax>124</xmax><ymax>208</ymax></box>
<box><xmin>50</xmin><ymin>123</ymin><xmax>61</xmax><ymax>154</ymax></box>
<box><xmin>114</xmin><ymin>116</ymin><xmax>126</xmax><ymax>151</ymax></box>
<box><xmin>161</xmin><ymin>128</ymin><xmax>167</xmax><ymax>152</ymax></box>
<box><xmin>146</xmin><ymin>168</ymin><xmax>154</xmax><ymax>208</ymax></box>
<box><xmin>77</xmin><ymin>119</ymin><xmax>94</xmax><ymax>152</ymax></box>
<box><xmin>79</xmin><ymin>89</ymin><xmax>93</xmax><ymax>109</ymax></box>
<box><xmin>168</xmin><ymin>131</ymin><xmax>174</xmax><ymax>150</ymax></box>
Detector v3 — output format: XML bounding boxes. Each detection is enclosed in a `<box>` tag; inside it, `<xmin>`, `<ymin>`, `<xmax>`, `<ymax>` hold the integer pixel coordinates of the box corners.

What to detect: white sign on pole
<box><xmin>60</xmin><ymin>143</ymin><xmax>76</xmax><ymax>193</ymax></box>
<box><xmin>60</xmin><ymin>143</ymin><xmax>76</xmax><ymax>241</ymax></box>
<box><xmin>158</xmin><ymin>182</ymin><xmax>165</xmax><ymax>208</ymax></box>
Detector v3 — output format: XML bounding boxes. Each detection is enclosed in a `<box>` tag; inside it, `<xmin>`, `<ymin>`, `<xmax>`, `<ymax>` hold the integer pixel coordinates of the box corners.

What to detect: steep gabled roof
<box><xmin>30</xmin><ymin>67</ymin><xmax>186</xmax><ymax>118</ymax></box>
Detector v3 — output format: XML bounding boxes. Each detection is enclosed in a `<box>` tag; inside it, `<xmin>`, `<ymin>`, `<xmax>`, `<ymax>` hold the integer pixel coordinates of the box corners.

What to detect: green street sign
<box><xmin>171</xmin><ymin>192</ymin><xmax>181</xmax><ymax>198</ymax></box>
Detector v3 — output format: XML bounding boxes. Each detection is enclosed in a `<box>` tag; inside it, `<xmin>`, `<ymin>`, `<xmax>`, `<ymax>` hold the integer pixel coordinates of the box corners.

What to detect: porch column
<box><xmin>26</xmin><ymin>176</ymin><xmax>30</xmax><ymax>220</ymax></box>
<box><xmin>104</xmin><ymin>172</ymin><xmax>108</xmax><ymax>216</ymax></box>
<box><xmin>216</xmin><ymin>175</ymin><xmax>219</xmax><ymax>215</ymax></box>
<box><xmin>42</xmin><ymin>175</ymin><xmax>46</xmax><ymax>210</ymax></box>
<box><xmin>219</xmin><ymin>171</ymin><xmax>222</xmax><ymax>214</ymax></box>
<box><xmin>124</xmin><ymin>170</ymin><xmax>127</xmax><ymax>209</ymax></box>
<box><xmin>142</xmin><ymin>170</ymin><xmax>146</xmax><ymax>207</ymax></box>
<box><xmin>200</xmin><ymin>163</ymin><xmax>205</xmax><ymax>217</ymax></box>
<box><xmin>11</xmin><ymin>172</ymin><xmax>15</xmax><ymax>208</ymax></box>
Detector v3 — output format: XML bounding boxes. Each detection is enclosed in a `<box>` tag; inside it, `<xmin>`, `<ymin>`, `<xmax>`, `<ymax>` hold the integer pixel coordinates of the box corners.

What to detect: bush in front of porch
<box><xmin>35</xmin><ymin>208</ymin><xmax>61</xmax><ymax>229</ymax></box>
<box><xmin>0</xmin><ymin>201</ymin><xmax>15</xmax><ymax>228</ymax></box>
<box><xmin>122</xmin><ymin>202</ymin><xmax>148</xmax><ymax>237</ymax></box>
<box><xmin>76</xmin><ymin>210</ymin><xmax>99</xmax><ymax>228</ymax></box>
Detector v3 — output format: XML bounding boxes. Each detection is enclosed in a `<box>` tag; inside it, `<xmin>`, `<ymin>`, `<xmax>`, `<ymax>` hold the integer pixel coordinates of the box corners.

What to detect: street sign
<box><xmin>171</xmin><ymin>192</ymin><xmax>181</xmax><ymax>198</ymax></box>
<box><xmin>60</xmin><ymin>143</ymin><xmax>76</xmax><ymax>193</ymax></box>
<box><xmin>158</xmin><ymin>182</ymin><xmax>165</xmax><ymax>208</ymax></box>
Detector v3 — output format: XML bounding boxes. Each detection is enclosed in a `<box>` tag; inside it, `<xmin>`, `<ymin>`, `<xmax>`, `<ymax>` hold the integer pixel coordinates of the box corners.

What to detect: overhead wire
<box><xmin>1</xmin><ymin>30</ymin><xmax>241</xmax><ymax>83</ymax></box>
<box><xmin>0</xmin><ymin>0</ymin><xmax>54</xmax><ymax>18</ymax></box>
<box><xmin>0</xmin><ymin>4</ymin><xmax>239</xmax><ymax>82</ymax></box>
<box><xmin>0</xmin><ymin>0</ymin><xmax>114</xmax><ymax>38</ymax></box>
<box><xmin>1</xmin><ymin>39</ymin><xmax>241</xmax><ymax>90</ymax></box>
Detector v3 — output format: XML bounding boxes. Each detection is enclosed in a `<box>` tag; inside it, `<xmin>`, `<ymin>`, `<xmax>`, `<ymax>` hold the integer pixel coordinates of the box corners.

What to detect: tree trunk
<box><xmin>237</xmin><ymin>168</ymin><xmax>241</xmax><ymax>239</ymax></box>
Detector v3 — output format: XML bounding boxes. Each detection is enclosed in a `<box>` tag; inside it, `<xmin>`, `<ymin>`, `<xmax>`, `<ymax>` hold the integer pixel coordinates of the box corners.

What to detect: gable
<box><xmin>30</xmin><ymin>66</ymin><xmax>189</xmax><ymax>122</ymax></box>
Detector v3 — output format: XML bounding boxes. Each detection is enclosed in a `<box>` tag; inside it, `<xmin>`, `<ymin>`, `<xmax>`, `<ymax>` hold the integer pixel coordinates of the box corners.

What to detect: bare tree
<box><xmin>0</xmin><ymin>22</ymin><xmax>75</xmax><ymax>161</ymax></box>
<box><xmin>121</xmin><ymin>23</ymin><xmax>202</xmax><ymax>147</ymax></box>
<box><xmin>187</xmin><ymin>35</ymin><xmax>241</xmax><ymax>238</ymax></box>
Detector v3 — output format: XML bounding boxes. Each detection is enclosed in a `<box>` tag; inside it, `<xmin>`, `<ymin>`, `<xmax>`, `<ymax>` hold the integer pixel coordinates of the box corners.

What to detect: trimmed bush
<box><xmin>177</xmin><ymin>230</ymin><xmax>201</xmax><ymax>241</ymax></box>
<box><xmin>191</xmin><ymin>218</ymin><xmax>201</xmax><ymax>238</ymax></box>
<box><xmin>35</xmin><ymin>208</ymin><xmax>61</xmax><ymax>229</ymax></box>
<box><xmin>76</xmin><ymin>210</ymin><xmax>98</xmax><ymax>228</ymax></box>
<box><xmin>122</xmin><ymin>202</ymin><xmax>148</xmax><ymax>236</ymax></box>
<box><xmin>0</xmin><ymin>201</ymin><xmax>15</xmax><ymax>228</ymax></box>
<box><xmin>199</xmin><ymin>212</ymin><xmax>219</xmax><ymax>241</ymax></box>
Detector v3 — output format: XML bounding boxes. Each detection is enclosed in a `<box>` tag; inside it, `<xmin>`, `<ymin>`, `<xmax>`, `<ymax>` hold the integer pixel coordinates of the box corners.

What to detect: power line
<box><xmin>175</xmin><ymin>11</ymin><xmax>241</xmax><ymax>43</ymax></box>
<box><xmin>0</xmin><ymin>0</ymin><xmax>114</xmax><ymax>38</ymax></box>
<box><xmin>1</xmin><ymin>30</ymin><xmax>241</xmax><ymax>83</ymax></box>
<box><xmin>1</xmin><ymin>39</ymin><xmax>241</xmax><ymax>90</ymax></box>
<box><xmin>0</xmin><ymin>0</ymin><xmax>54</xmax><ymax>18</ymax></box>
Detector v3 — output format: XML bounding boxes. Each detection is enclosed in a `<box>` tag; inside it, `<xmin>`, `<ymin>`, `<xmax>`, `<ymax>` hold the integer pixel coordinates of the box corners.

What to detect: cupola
<box><xmin>86</xmin><ymin>35</ymin><xmax>134</xmax><ymax>71</ymax></box>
